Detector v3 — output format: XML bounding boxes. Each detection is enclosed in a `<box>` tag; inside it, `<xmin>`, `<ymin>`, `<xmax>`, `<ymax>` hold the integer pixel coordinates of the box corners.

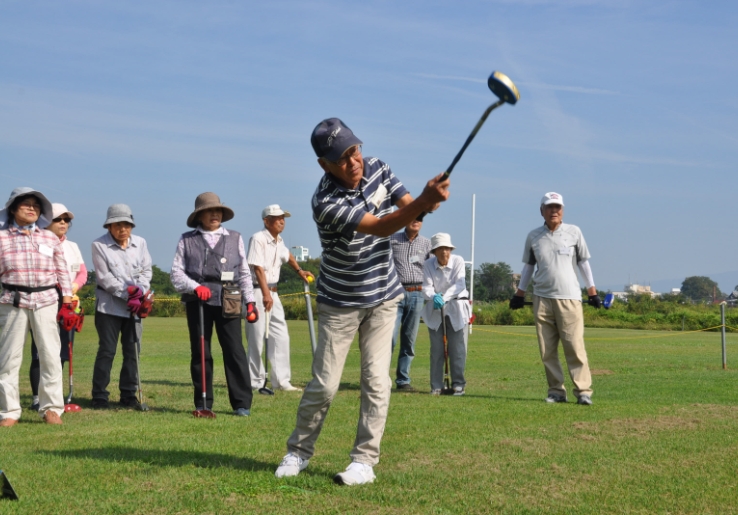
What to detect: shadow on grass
<box><xmin>40</xmin><ymin>446</ymin><xmax>275</xmax><ymax>472</ymax></box>
<box><xmin>337</xmin><ymin>382</ymin><xmax>361</xmax><ymax>391</ymax></box>
<box><xmin>143</xmin><ymin>379</ymin><xmax>193</xmax><ymax>387</ymax></box>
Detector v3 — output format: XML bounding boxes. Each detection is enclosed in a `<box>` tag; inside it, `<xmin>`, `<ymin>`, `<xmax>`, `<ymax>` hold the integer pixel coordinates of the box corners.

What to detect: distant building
<box><xmin>291</xmin><ymin>246</ymin><xmax>310</xmax><ymax>262</ymax></box>
<box><xmin>617</xmin><ymin>283</ymin><xmax>659</xmax><ymax>299</ymax></box>
<box><xmin>670</xmin><ymin>288</ymin><xmax>681</xmax><ymax>295</ymax></box>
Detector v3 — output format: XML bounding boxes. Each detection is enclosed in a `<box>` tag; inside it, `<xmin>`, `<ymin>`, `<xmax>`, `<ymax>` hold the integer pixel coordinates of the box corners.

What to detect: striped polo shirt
<box><xmin>312</xmin><ymin>156</ymin><xmax>408</xmax><ymax>308</ymax></box>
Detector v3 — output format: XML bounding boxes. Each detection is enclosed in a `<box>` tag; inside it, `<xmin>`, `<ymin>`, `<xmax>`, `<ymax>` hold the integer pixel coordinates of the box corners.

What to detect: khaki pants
<box><xmin>0</xmin><ymin>303</ymin><xmax>64</xmax><ymax>420</ymax></box>
<box><xmin>246</xmin><ymin>290</ymin><xmax>293</xmax><ymax>390</ymax></box>
<box><xmin>286</xmin><ymin>296</ymin><xmax>401</xmax><ymax>467</ymax></box>
<box><xmin>533</xmin><ymin>296</ymin><xmax>592</xmax><ymax>398</ymax></box>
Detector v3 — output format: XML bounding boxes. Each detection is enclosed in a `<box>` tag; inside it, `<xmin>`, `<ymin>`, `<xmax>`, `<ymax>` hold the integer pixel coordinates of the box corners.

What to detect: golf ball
<box><xmin>307</xmin><ymin>276</ymin><xmax>314</xmax><ymax>283</ymax></box>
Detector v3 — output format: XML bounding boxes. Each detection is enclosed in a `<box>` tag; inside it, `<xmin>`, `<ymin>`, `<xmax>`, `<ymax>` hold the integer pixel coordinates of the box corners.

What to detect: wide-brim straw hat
<box><xmin>430</xmin><ymin>232</ymin><xmax>455</xmax><ymax>251</ymax></box>
<box><xmin>187</xmin><ymin>192</ymin><xmax>235</xmax><ymax>228</ymax></box>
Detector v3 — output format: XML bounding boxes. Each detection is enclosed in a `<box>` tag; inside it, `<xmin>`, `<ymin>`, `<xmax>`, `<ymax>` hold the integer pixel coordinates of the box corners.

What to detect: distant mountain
<box><xmin>601</xmin><ymin>270</ymin><xmax>738</xmax><ymax>295</ymax></box>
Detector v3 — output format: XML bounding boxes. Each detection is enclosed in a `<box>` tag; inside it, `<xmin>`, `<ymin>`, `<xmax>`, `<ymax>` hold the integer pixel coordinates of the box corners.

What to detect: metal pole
<box><xmin>469</xmin><ymin>194</ymin><xmax>476</xmax><ymax>335</ymax></box>
<box><xmin>304</xmin><ymin>281</ymin><xmax>317</xmax><ymax>355</ymax></box>
<box><xmin>721</xmin><ymin>302</ymin><xmax>727</xmax><ymax>370</ymax></box>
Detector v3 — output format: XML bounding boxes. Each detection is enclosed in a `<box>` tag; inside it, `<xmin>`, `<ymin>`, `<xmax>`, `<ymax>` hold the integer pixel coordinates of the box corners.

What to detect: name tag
<box><xmin>558</xmin><ymin>246</ymin><xmax>571</xmax><ymax>255</ymax></box>
<box><xmin>39</xmin><ymin>244</ymin><xmax>53</xmax><ymax>258</ymax></box>
<box><xmin>369</xmin><ymin>183</ymin><xmax>388</xmax><ymax>209</ymax></box>
<box><xmin>221</xmin><ymin>271</ymin><xmax>234</xmax><ymax>281</ymax></box>
<box><xmin>71</xmin><ymin>263</ymin><xmax>81</xmax><ymax>273</ymax></box>
<box><xmin>409</xmin><ymin>255</ymin><xmax>420</xmax><ymax>264</ymax></box>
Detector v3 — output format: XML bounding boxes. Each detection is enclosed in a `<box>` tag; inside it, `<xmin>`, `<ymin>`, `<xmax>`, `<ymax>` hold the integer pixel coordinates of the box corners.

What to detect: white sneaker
<box><xmin>275</xmin><ymin>453</ymin><xmax>309</xmax><ymax>478</ymax></box>
<box><xmin>430</xmin><ymin>389</ymin><xmax>441</xmax><ymax>396</ymax></box>
<box><xmin>453</xmin><ymin>386</ymin><xmax>465</xmax><ymax>396</ymax></box>
<box><xmin>278</xmin><ymin>384</ymin><xmax>302</xmax><ymax>392</ymax></box>
<box><xmin>333</xmin><ymin>462</ymin><xmax>376</xmax><ymax>485</ymax></box>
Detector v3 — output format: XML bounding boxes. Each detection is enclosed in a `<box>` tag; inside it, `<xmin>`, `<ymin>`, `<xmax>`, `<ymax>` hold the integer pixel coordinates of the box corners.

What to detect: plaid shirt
<box><xmin>0</xmin><ymin>226</ymin><xmax>72</xmax><ymax>310</ymax></box>
<box><xmin>390</xmin><ymin>231</ymin><xmax>431</xmax><ymax>285</ymax></box>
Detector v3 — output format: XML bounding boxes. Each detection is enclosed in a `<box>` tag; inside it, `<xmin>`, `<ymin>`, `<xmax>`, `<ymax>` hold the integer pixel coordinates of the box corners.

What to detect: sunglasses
<box><xmin>52</xmin><ymin>217</ymin><xmax>71</xmax><ymax>223</ymax></box>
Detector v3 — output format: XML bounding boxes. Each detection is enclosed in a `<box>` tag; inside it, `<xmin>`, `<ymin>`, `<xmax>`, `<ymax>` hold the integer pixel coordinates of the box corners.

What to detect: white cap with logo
<box><xmin>261</xmin><ymin>204</ymin><xmax>291</xmax><ymax>219</ymax></box>
<box><xmin>540</xmin><ymin>192</ymin><xmax>564</xmax><ymax>206</ymax></box>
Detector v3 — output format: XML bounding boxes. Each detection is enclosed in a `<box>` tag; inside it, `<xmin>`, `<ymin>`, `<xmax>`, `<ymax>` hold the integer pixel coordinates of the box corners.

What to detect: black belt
<box><xmin>2</xmin><ymin>283</ymin><xmax>57</xmax><ymax>308</ymax></box>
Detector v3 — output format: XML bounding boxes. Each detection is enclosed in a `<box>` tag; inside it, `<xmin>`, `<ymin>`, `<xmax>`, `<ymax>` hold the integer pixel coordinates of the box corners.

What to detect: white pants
<box><xmin>246</xmin><ymin>290</ymin><xmax>293</xmax><ymax>389</ymax></box>
<box><xmin>0</xmin><ymin>303</ymin><xmax>64</xmax><ymax>420</ymax></box>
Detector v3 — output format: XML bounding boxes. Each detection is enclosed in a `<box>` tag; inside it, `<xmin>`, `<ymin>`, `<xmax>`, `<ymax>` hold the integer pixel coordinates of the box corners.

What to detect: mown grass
<box><xmin>2</xmin><ymin>319</ymin><xmax>738</xmax><ymax>514</ymax></box>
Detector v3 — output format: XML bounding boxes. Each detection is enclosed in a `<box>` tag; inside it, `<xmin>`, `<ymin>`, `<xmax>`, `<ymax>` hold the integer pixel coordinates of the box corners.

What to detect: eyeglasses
<box><xmin>330</xmin><ymin>145</ymin><xmax>362</xmax><ymax>167</ymax></box>
<box><xmin>53</xmin><ymin>217</ymin><xmax>71</xmax><ymax>223</ymax></box>
<box><xmin>19</xmin><ymin>201</ymin><xmax>41</xmax><ymax>211</ymax></box>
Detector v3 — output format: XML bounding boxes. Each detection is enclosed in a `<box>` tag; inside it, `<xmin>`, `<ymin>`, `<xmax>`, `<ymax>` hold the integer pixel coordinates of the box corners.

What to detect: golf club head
<box><xmin>603</xmin><ymin>293</ymin><xmax>614</xmax><ymax>309</ymax></box>
<box><xmin>136</xmin><ymin>403</ymin><xmax>150</xmax><ymax>412</ymax></box>
<box><xmin>258</xmin><ymin>387</ymin><xmax>275</xmax><ymax>396</ymax></box>
<box><xmin>192</xmin><ymin>409</ymin><xmax>216</xmax><ymax>419</ymax></box>
<box><xmin>441</xmin><ymin>388</ymin><xmax>455</xmax><ymax>396</ymax></box>
<box><xmin>0</xmin><ymin>470</ymin><xmax>18</xmax><ymax>501</ymax></box>
<box><xmin>488</xmin><ymin>71</ymin><xmax>520</xmax><ymax>105</ymax></box>
<box><xmin>64</xmin><ymin>403</ymin><xmax>82</xmax><ymax>413</ymax></box>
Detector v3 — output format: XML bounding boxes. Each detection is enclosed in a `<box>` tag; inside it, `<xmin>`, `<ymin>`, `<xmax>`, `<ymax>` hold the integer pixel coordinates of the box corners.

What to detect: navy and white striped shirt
<box><xmin>312</xmin><ymin>156</ymin><xmax>408</xmax><ymax>308</ymax></box>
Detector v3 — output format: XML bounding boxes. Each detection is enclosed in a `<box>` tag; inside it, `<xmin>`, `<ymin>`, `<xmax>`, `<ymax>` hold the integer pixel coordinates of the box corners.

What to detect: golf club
<box><xmin>303</xmin><ymin>277</ymin><xmax>317</xmax><ymax>355</ymax></box>
<box><xmin>441</xmin><ymin>305</ymin><xmax>453</xmax><ymax>395</ymax></box>
<box><xmin>522</xmin><ymin>293</ymin><xmax>615</xmax><ymax>309</ymax></box>
<box><xmin>258</xmin><ymin>310</ymin><xmax>275</xmax><ymax>396</ymax></box>
<box><xmin>132</xmin><ymin>316</ymin><xmax>149</xmax><ymax>412</ymax></box>
<box><xmin>193</xmin><ymin>301</ymin><xmax>216</xmax><ymax>418</ymax></box>
<box><xmin>418</xmin><ymin>70</ymin><xmax>519</xmax><ymax>221</ymax></box>
<box><xmin>64</xmin><ymin>331</ymin><xmax>81</xmax><ymax>413</ymax></box>
<box><xmin>0</xmin><ymin>470</ymin><xmax>18</xmax><ymax>501</ymax></box>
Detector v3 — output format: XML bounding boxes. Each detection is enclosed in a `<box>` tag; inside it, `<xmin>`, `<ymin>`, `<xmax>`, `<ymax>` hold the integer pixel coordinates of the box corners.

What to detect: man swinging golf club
<box><xmin>509</xmin><ymin>192</ymin><xmax>597</xmax><ymax>405</ymax></box>
<box><xmin>274</xmin><ymin>118</ymin><xmax>450</xmax><ymax>485</ymax></box>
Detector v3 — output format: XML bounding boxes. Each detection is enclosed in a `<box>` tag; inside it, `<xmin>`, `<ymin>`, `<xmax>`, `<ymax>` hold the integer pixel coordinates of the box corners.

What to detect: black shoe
<box><xmin>91</xmin><ymin>398</ymin><xmax>109</xmax><ymax>409</ymax></box>
<box><xmin>30</xmin><ymin>402</ymin><xmax>40</xmax><ymax>412</ymax></box>
<box><xmin>396</xmin><ymin>384</ymin><xmax>415</xmax><ymax>392</ymax></box>
<box><xmin>119</xmin><ymin>397</ymin><xmax>142</xmax><ymax>408</ymax></box>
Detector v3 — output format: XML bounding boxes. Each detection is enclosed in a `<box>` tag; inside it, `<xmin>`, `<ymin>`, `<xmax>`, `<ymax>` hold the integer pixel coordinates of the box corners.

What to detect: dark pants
<box><xmin>30</xmin><ymin>327</ymin><xmax>72</xmax><ymax>396</ymax></box>
<box><xmin>186</xmin><ymin>301</ymin><xmax>252</xmax><ymax>411</ymax></box>
<box><xmin>92</xmin><ymin>312</ymin><xmax>141</xmax><ymax>402</ymax></box>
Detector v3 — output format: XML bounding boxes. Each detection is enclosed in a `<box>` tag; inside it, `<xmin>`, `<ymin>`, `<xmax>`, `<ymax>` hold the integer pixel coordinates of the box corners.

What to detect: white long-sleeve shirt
<box><xmin>421</xmin><ymin>254</ymin><xmax>471</xmax><ymax>332</ymax></box>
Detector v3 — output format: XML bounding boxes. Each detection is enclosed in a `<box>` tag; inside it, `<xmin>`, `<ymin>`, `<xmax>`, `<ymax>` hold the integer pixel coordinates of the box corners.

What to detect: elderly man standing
<box><xmin>509</xmin><ymin>192</ymin><xmax>598</xmax><ymax>406</ymax></box>
<box><xmin>389</xmin><ymin>220</ymin><xmax>431</xmax><ymax>392</ymax></box>
<box><xmin>246</xmin><ymin>204</ymin><xmax>313</xmax><ymax>393</ymax></box>
<box><xmin>274</xmin><ymin>117</ymin><xmax>449</xmax><ymax>486</ymax></box>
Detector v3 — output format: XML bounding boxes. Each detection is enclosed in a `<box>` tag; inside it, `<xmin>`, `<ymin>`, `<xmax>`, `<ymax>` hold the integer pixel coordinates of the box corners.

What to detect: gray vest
<box><xmin>181</xmin><ymin>230</ymin><xmax>241</xmax><ymax>307</ymax></box>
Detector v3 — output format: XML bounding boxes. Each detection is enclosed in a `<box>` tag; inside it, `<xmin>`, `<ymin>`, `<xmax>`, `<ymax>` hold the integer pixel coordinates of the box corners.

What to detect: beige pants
<box><xmin>533</xmin><ymin>296</ymin><xmax>593</xmax><ymax>398</ymax></box>
<box><xmin>246</xmin><ymin>290</ymin><xmax>293</xmax><ymax>389</ymax></box>
<box><xmin>286</xmin><ymin>296</ymin><xmax>401</xmax><ymax>467</ymax></box>
<box><xmin>0</xmin><ymin>303</ymin><xmax>64</xmax><ymax>420</ymax></box>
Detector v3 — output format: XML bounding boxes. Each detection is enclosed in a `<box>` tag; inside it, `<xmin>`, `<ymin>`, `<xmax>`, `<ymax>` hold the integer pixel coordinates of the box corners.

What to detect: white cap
<box><xmin>261</xmin><ymin>204</ymin><xmax>291</xmax><ymax>219</ymax></box>
<box><xmin>540</xmin><ymin>192</ymin><xmax>564</xmax><ymax>206</ymax></box>
<box><xmin>430</xmin><ymin>232</ymin><xmax>455</xmax><ymax>251</ymax></box>
<box><xmin>51</xmin><ymin>203</ymin><xmax>74</xmax><ymax>221</ymax></box>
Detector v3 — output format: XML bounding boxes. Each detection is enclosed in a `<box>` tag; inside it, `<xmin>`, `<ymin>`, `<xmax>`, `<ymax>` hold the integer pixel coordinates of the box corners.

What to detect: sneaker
<box><xmin>91</xmin><ymin>398</ymin><xmax>109</xmax><ymax>409</ymax></box>
<box><xmin>0</xmin><ymin>418</ymin><xmax>19</xmax><ymax>427</ymax></box>
<box><xmin>396</xmin><ymin>384</ymin><xmax>415</xmax><ymax>392</ymax></box>
<box><xmin>452</xmin><ymin>386</ymin><xmax>465</xmax><ymax>396</ymax></box>
<box><xmin>275</xmin><ymin>453</ymin><xmax>309</xmax><ymax>478</ymax></box>
<box><xmin>430</xmin><ymin>389</ymin><xmax>441</xmax><ymax>396</ymax></box>
<box><xmin>233</xmin><ymin>408</ymin><xmax>251</xmax><ymax>416</ymax></box>
<box><xmin>43</xmin><ymin>411</ymin><xmax>63</xmax><ymax>425</ymax></box>
<box><xmin>119</xmin><ymin>397</ymin><xmax>141</xmax><ymax>409</ymax></box>
<box><xmin>577</xmin><ymin>394</ymin><xmax>593</xmax><ymax>406</ymax></box>
<box><xmin>333</xmin><ymin>462</ymin><xmax>376</xmax><ymax>486</ymax></box>
<box><xmin>277</xmin><ymin>385</ymin><xmax>302</xmax><ymax>392</ymax></box>
<box><xmin>30</xmin><ymin>402</ymin><xmax>40</xmax><ymax>412</ymax></box>
<box><xmin>545</xmin><ymin>393</ymin><xmax>567</xmax><ymax>403</ymax></box>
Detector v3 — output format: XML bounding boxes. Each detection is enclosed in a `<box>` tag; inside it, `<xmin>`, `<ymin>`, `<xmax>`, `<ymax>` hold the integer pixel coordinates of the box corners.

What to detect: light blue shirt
<box><xmin>92</xmin><ymin>232</ymin><xmax>153</xmax><ymax>317</ymax></box>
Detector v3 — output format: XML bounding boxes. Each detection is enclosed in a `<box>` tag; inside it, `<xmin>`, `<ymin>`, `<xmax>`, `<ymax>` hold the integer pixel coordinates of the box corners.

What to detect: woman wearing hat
<box><xmin>28</xmin><ymin>203</ymin><xmax>88</xmax><ymax>411</ymax></box>
<box><xmin>0</xmin><ymin>188</ymin><xmax>76</xmax><ymax>426</ymax></box>
<box><xmin>421</xmin><ymin>233</ymin><xmax>472</xmax><ymax>396</ymax></box>
<box><xmin>170</xmin><ymin>192</ymin><xmax>257</xmax><ymax>416</ymax></box>
<box><xmin>90</xmin><ymin>204</ymin><xmax>152</xmax><ymax>409</ymax></box>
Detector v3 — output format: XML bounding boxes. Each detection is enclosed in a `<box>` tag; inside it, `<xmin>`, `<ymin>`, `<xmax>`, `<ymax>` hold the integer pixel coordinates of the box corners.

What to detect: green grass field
<box><xmin>2</xmin><ymin>319</ymin><xmax>738</xmax><ymax>514</ymax></box>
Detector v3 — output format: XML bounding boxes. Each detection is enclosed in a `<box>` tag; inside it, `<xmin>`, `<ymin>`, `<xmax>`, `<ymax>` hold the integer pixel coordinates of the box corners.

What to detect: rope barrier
<box><xmin>78</xmin><ymin>291</ymin><xmax>317</xmax><ymax>304</ymax></box>
<box><xmin>472</xmin><ymin>324</ymin><xmax>731</xmax><ymax>341</ymax></box>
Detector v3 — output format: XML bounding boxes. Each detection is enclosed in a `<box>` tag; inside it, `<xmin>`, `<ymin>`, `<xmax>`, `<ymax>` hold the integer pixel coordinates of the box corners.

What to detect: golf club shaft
<box><xmin>417</xmin><ymin>99</ymin><xmax>505</xmax><ymax>221</ymax></box>
<box><xmin>263</xmin><ymin>310</ymin><xmax>271</xmax><ymax>390</ymax></box>
<box><xmin>66</xmin><ymin>336</ymin><xmax>73</xmax><ymax>404</ymax></box>
<box><xmin>199</xmin><ymin>301</ymin><xmax>207</xmax><ymax>409</ymax></box>
<box><xmin>304</xmin><ymin>282</ymin><xmax>317</xmax><ymax>355</ymax></box>
<box><xmin>133</xmin><ymin>317</ymin><xmax>145</xmax><ymax>405</ymax></box>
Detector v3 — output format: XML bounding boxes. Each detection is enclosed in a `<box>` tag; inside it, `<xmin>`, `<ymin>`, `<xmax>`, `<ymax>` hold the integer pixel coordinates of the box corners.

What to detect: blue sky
<box><xmin>1</xmin><ymin>1</ymin><xmax>736</xmax><ymax>293</ymax></box>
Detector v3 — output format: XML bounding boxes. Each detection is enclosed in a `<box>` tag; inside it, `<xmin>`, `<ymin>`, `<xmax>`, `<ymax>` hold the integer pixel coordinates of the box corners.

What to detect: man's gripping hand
<box><xmin>509</xmin><ymin>295</ymin><xmax>526</xmax><ymax>310</ymax></box>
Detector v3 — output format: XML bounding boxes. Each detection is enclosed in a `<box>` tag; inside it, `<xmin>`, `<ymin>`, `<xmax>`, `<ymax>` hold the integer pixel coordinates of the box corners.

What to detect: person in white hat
<box><xmin>170</xmin><ymin>192</ymin><xmax>257</xmax><ymax>416</ymax></box>
<box><xmin>421</xmin><ymin>233</ymin><xmax>471</xmax><ymax>396</ymax></box>
<box><xmin>246</xmin><ymin>205</ymin><xmax>314</xmax><ymax>393</ymax></box>
<box><xmin>509</xmin><ymin>192</ymin><xmax>598</xmax><ymax>406</ymax></box>
<box><xmin>90</xmin><ymin>203</ymin><xmax>153</xmax><ymax>409</ymax></box>
<box><xmin>0</xmin><ymin>188</ymin><xmax>76</xmax><ymax>426</ymax></box>
<box><xmin>28</xmin><ymin>203</ymin><xmax>88</xmax><ymax>411</ymax></box>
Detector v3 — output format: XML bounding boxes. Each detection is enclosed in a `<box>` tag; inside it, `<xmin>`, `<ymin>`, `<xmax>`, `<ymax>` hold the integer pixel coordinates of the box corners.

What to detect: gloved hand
<box><xmin>194</xmin><ymin>285</ymin><xmax>212</xmax><ymax>301</ymax></box>
<box><xmin>588</xmin><ymin>295</ymin><xmax>602</xmax><ymax>309</ymax></box>
<box><xmin>127</xmin><ymin>285</ymin><xmax>143</xmax><ymax>314</ymax></box>
<box><xmin>57</xmin><ymin>303</ymin><xmax>79</xmax><ymax>332</ymax></box>
<box><xmin>433</xmin><ymin>293</ymin><xmax>445</xmax><ymax>310</ymax></box>
<box><xmin>245</xmin><ymin>302</ymin><xmax>259</xmax><ymax>323</ymax></box>
<box><xmin>75</xmin><ymin>310</ymin><xmax>85</xmax><ymax>332</ymax></box>
<box><xmin>509</xmin><ymin>295</ymin><xmax>525</xmax><ymax>310</ymax></box>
